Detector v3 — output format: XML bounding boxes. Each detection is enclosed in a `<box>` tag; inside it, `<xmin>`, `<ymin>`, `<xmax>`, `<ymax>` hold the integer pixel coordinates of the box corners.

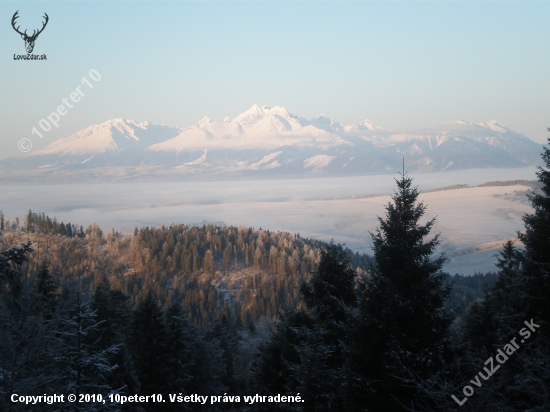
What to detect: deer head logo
<box><xmin>11</xmin><ymin>11</ymin><xmax>49</xmax><ymax>54</ymax></box>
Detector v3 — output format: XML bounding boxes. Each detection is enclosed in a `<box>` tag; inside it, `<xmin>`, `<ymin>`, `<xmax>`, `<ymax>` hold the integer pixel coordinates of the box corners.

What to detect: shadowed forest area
<box><xmin>1</xmin><ymin>141</ymin><xmax>550</xmax><ymax>411</ymax></box>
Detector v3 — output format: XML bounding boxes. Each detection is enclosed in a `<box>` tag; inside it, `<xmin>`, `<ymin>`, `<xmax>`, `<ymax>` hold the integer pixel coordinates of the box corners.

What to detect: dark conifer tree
<box><xmin>223</xmin><ymin>243</ymin><xmax>232</xmax><ymax>275</ymax></box>
<box><xmin>446</xmin><ymin>133</ymin><xmax>550</xmax><ymax>412</ymax></box>
<box><xmin>163</xmin><ymin>303</ymin><xmax>193</xmax><ymax>395</ymax></box>
<box><xmin>129</xmin><ymin>293</ymin><xmax>168</xmax><ymax>400</ymax></box>
<box><xmin>91</xmin><ymin>281</ymin><xmax>141</xmax><ymax>400</ymax></box>
<box><xmin>300</xmin><ymin>242</ymin><xmax>356</xmax><ymax>324</ymax></box>
<box><xmin>252</xmin><ymin>311</ymin><xmax>311</xmax><ymax>410</ymax></box>
<box><xmin>206</xmin><ymin>315</ymin><xmax>238</xmax><ymax>393</ymax></box>
<box><xmin>463</xmin><ymin>289</ymin><xmax>499</xmax><ymax>357</ymax></box>
<box><xmin>356</xmin><ymin>170</ymin><xmax>453</xmax><ymax>410</ymax></box>
<box><xmin>59</xmin><ymin>222</ymin><xmax>67</xmax><ymax>236</ymax></box>
<box><xmin>34</xmin><ymin>262</ymin><xmax>57</xmax><ymax>313</ymax></box>
<box><xmin>253</xmin><ymin>243</ymin><xmax>357</xmax><ymax>411</ymax></box>
<box><xmin>297</xmin><ymin>242</ymin><xmax>357</xmax><ymax>410</ymax></box>
<box><xmin>0</xmin><ymin>242</ymin><xmax>56</xmax><ymax>412</ymax></box>
<box><xmin>462</xmin><ymin>242</ymin><xmax>526</xmax><ymax>359</ymax></box>
<box><xmin>91</xmin><ymin>281</ymin><xmax>114</xmax><ymax>339</ymax></box>
<box><xmin>490</xmin><ymin>240</ymin><xmax>526</xmax><ymax>330</ymax></box>
<box><xmin>25</xmin><ymin>209</ymin><xmax>33</xmax><ymax>233</ymax></box>
<box><xmin>56</xmin><ymin>292</ymin><xmax>120</xmax><ymax>411</ymax></box>
<box><xmin>0</xmin><ymin>241</ymin><xmax>33</xmax><ymax>299</ymax></box>
<box><xmin>518</xmin><ymin>136</ymin><xmax>550</xmax><ymax>328</ymax></box>
<box><xmin>180</xmin><ymin>321</ymin><xmax>225</xmax><ymax>399</ymax></box>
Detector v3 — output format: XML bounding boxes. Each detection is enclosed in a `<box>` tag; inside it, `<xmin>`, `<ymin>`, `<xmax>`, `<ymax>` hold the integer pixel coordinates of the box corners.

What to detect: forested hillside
<box><xmin>0</xmin><ymin>217</ymin><xmax>372</xmax><ymax>331</ymax></box>
<box><xmin>0</xmin><ymin>209</ymin><xmax>522</xmax><ymax>412</ymax></box>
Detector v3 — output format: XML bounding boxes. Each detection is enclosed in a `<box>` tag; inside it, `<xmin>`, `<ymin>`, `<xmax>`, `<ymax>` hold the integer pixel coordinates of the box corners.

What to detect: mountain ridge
<box><xmin>1</xmin><ymin>105</ymin><xmax>543</xmax><ymax>181</ymax></box>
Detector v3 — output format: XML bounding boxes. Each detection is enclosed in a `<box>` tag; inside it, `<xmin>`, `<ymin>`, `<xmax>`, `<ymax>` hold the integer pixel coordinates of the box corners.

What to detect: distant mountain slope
<box><xmin>0</xmin><ymin>105</ymin><xmax>542</xmax><ymax>181</ymax></box>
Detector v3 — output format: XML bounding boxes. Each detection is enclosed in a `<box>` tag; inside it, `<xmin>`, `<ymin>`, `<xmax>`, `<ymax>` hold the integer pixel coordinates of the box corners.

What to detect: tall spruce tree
<box><xmin>518</xmin><ymin>135</ymin><xmax>550</xmax><ymax>328</ymax></box>
<box><xmin>297</xmin><ymin>243</ymin><xmax>357</xmax><ymax>411</ymax></box>
<box><xmin>464</xmin><ymin>241</ymin><xmax>526</xmax><ymax>357</ymax></box>
<box><xmin>129</xmin><ymin>293</ymin><xmax>168</xmax><ymax>401</ymax></box>
<box><xmin>56</xmin><ymin>292</ymin><xmax>121</xmax><ymax>411</ymax></box>
<box><xmin>91</xmin><ymin>281</ymin><xmax>141</xmax><ymax>401</ymax></box>
<box><xmin>357</xmin><ymin>170</ymin><xmax>453</xmax><ymax>410</ymax></box>
<box><xmin>251</xmin><ymin>311</ymin><xmax>310</xmax><ymax>410</ymax></box>
<box><xmin>163</xmin><ymin>303</ymin><xmax>193</xmax><ymax>394</ymax></box>
<box><xmin>185</xmin><ymin>329</ymin><xmax>226</xmax><ymax>399</ymax></box>
<box><xmin>496</xmin><ymin>134</ymin><xmax>550</xmax><ymax>409</ymax></box>
<box><xmin>491</xmin><ymin>240</ymin><xmax>526</xmax><ymax>329</ymax></box>
<box><xmin>34</xmin><ymin>263</ymin><xmax>57</xmax><ymax>313</ymax></box>
<box><xmin>0</xmin><ymin>242</ymin><xmax>61</xmax><ymax>412</ymax></box>
<box><xmin>444</xmin><ymin>133</ymin><xmax>550</xmax><ymax>412</ymax></box>
<box><xmin>206</xmin><ymin>315</ymin><xmax>238</xmax><ymax>393</ymax></box>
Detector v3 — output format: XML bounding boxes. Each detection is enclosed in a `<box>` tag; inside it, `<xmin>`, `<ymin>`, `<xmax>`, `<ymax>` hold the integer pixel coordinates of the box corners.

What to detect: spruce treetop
<box><xmin>370</xmin><ymin>171</ymin><xmax>444</xmax><ymax>288</ymax></box>
<box><xmin>358</xmin><ymin>170</ymin><xmax>453</xmax><ymax>409</ymax></box>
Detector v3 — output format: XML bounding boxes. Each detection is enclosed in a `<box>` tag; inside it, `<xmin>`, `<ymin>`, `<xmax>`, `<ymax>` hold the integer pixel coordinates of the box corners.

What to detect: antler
<box><xmin>28</xmin><ymin>13</ymin><xmax>49</xmax><ymax>40</ymax></box>
<box><xmin>11</xmin><ymin>11</ymin><xmax>27</xmax><ymax>37</ymax></box>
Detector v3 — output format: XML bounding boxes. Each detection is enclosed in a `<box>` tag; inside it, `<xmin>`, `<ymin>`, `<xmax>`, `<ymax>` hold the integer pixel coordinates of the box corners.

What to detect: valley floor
<box><xmin>0</xmin><ymin>166</ymin><xmax>537</xmax><ymax>274</ymax></box>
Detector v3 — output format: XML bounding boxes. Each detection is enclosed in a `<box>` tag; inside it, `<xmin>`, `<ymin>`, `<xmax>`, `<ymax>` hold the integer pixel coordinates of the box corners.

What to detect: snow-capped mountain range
<box><xmin>1</xmin><ymin>105</ymin><xmax>543</xmax><ymax>181</ymax></box>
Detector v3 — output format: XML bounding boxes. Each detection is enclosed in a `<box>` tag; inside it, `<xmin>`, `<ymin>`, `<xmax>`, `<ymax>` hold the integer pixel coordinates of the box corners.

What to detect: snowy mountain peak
<box><xmin>33</xmin><ymin>118</ymin><xmax>180</xmax><ymax>156</ymax></box>
<box><xmin>477</xmin><ymin>120</ymin><xmax>508</xmax><ymax>133</ymax></box>
<box><xmin>358</xmin><ymin>119</ymin><xmax>384</xmax><ymax>131</ymax></box>
<box><xmin>344</xmin><ymin>119</ymin><xmax>384</xmax><ymax>133</ymax></box>
<box><xmin>308</xmin><ymin>115</ymin><xmax>344</xmax><ymax>132</ymax></box>
<box><xmin>233</xmin><ymin>104</ymin><xmax>266</xmax><ymax>128</ymax></box>
<box><xmin>232</xmin><ymin>105</ymin><xmax>292</xmax><ymax>129</ymax></box>
<box><xmin>263</xmin><ymin>105</ymin><xmax>291</xmax><ymax>119</ymax></box>
<box><xmin>197</xmin><ymin>116</ymin><xmax>211</xmax><ymax>127</ymax></box>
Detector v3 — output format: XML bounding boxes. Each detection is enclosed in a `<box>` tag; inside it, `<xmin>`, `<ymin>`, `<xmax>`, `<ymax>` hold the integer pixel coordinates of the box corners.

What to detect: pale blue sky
<box><xmin>1</xmin><ymin>0</ymin><xmax>549</xmax><ymax>158</ymax></box>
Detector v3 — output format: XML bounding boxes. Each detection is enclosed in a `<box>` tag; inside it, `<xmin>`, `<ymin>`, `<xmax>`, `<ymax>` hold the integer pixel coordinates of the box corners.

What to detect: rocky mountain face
<box><xmin>0</xmin><ymin>105</ymin><xmax>542</xmax><ymax>181</ymax></box>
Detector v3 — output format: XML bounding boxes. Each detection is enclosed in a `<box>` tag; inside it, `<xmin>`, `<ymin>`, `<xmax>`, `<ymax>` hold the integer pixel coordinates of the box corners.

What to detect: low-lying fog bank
<box><xmin>0</xmin><ymin>167</ymin><xmax>537</xmax><ymax>275</ymax></box>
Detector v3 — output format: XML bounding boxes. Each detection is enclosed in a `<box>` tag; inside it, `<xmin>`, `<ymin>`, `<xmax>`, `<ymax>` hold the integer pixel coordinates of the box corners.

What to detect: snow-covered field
<box><xmin>0</xmin><ymin>166</ymin><xmax>538</xmax><ymax>275</ymax></box>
